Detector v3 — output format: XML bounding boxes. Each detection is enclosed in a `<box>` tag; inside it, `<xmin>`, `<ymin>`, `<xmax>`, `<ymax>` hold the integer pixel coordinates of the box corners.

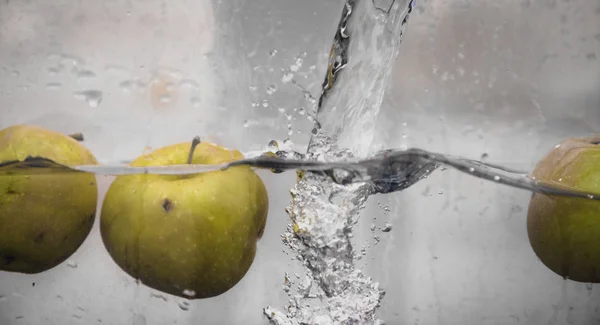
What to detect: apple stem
<box><xmin>69</xmin><ymin>133</ymin><xmax>84</xmax><ymax>142</ymax></box>
<box><xmin>187</xmin><ymin>136</ymin><xmax>201</xmax><ymax>164</ymax></box>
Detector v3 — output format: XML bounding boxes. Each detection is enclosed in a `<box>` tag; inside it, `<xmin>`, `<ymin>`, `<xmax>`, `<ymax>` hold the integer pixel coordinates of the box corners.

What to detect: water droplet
<box><xmin>0</xmin><ymin>295</ymin><xmax>6</xmax><ymax>302</ymax></box>
<box><xmin>438</xmin><ymin>190</ymin><xmax>444</xmax><ymax>195</ymax></box>
<box><xmin>268</xmin><ymin>140</ymin><xmax>279</xmax><ymax>151</ymax></box>
<box><xmin>76</xmin><ymin>70</ymin><xmax>96</xmax><ymax>80</ymax></box>
<box><xmin>45</xmin><ymin>82</ymin><xmax>61</xmax><ymax>90</ymax></box>
<box><xmin>72</xmin><ymin>314</ymin><xmax>82</xmax><ymax>319</ymax></box>
<box><xmin>481</xmin><ymin>153</ymin><xmax>489</xmax><ymax>160</ymax></box>
<box><xmin>587</xmin><ymin>194</ymin><xmax>595</xmax><ymax>200</ymax></box>
<box><xmin>48</xmin><ymin>67</ymin><xmax>60</xmax><ymax>76</ymax></box>
<box><xmin>298</xmin><ymin>107</ymin><xmax>306</xmax><ymax>115</ymax></box>
<box><xmin>150</xmin><ymin>292</ymin><xmax>168</xmax><ymax>301</ymax></box>
<box><xmin>494</xmin><ymin>176</ymin><xmax>501</xmax><ymax>182</ymax></box>
<box><xmin>262</xmin><ymin>100</ymin><xmax>269</xmax><ymax>108</ymax></box>
<box><xmin>282</xmin><ymin>71</ymin><xmax>294</xmax><ymax>84</ymax></box>
<box><xmin>558</xmin><ymin>178</ymin><xmax>563</xmax><ymax>182</ymax></box>
<box><xmin>370</xmin><ymin>224</ymin><xmax>376</xmax><ymax>231</ymax></box>
<box><xmin>266</xmin><ymin>85</ymin><xmax>277</xmax><ymax>95</ymax></box>
<box><xmin>555</xmin><ymin>144</ymin><xmax>561</xmax><ymax>149</ymax></box>
<box><xmin>278</xmin><ymin>107</ymin><xmax>286</xmax><ymax>114</ymax></box>
<box><xmin>73</xmin><ymin>90</ymin><xmax>102</xmax><ymax>108</ymax></box>
<box><xmin>190</xmin><ymin>97</ymin><xmax>200</xmax><ymax>108</ymax></box>
<box><xmin>126</xmin><ymin>11</ymin><xmax>131</xmax><ymax>16</ymax></box>
<box><xmin>179</xmin><ymin>79</ymin><xmax>200</xmax><ymax>89</ymax></box>
<box><xmin>587</xmin><ymin>283</ymin><xmax>594</xmax><ymax>291</ymax></box>
<box><xmin>11</xmin><ymin>70</ymin><xmax>19</xmax><ymax>77</ymax></box>
<box><xmin>119</xmin><ymin>80</ymin><xmax>133</xmax><ymax>92</ymax></box>
<box><xmin>132</xmin><ymin>314</ymin><xmax>146</xmax><ymax>325</ymax></box>
<box><xmin>382</xmin><ymin>223</ymin><xmax>392</xmax><ymax>232</ymax></box>
<box><xmin>243</xmin><ymin>119</ymin><xmax>258</xmax><ymax>128</ymax></box>
<box><xmin>269</xmin><ymin>49</ymin><xmax>278</xmax><ymax>56</ymax></box>
<box><xmin>373</xmin><ymin>236</ymin><xmax>381</xmax><ymax>244</ymax></box>
<box><xmin>66</xmin><ymin>260</ymin><xmax>78</xmax><ymax>268</ymax></box>
<box><xmin>159</xmin><ymin>95</ymin><xmax>171</xmax><ymax>103</ymax></box>
<box><xmin>178</xmin><ymin>301</ymin><xmax>190</xmax><ymax>311</ymax></box>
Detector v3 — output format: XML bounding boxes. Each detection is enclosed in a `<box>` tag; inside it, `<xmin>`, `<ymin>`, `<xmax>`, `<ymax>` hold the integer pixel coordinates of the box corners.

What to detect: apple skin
<box><xmin>100</xmin><ymin>141</ymin><xmax>269</xmax><ymax>299</ymax></box>
<box><xmin>527</xmin><ymin>134</ymin><xmax>600</xmax><ymax>282</ymax></box>
<box><xmin>0</xmin><ymin>124</ymin><xmax>98</xmax><ymax>274</ymax></box>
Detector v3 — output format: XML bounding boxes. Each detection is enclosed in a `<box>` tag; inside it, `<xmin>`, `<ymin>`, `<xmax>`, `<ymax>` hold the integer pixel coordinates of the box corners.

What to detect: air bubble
<box><xmin>382</xmin><ymin>223</ymin><xmax>392</xmax><ymax>232</ymax></box>
<box><xmin>266</xmin><ymin>85</ymin><xmax>277</xmax><ymax>95</ymax></box>
<box><xmin>182</xmin><ymin>289</ymin><xmax>196</xmax><ymax>298</ymax></box>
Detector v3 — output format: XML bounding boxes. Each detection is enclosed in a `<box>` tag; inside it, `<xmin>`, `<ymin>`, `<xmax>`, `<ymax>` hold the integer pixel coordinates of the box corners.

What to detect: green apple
<box><xmin>527</xmin><ymin>134</ymin><xmax>600</xmax><ymax>282</ymax></box>
<box><xmin>0</xmin><ymin>124</ymin><xmax>98</xmax><ymax>274</ymax></box>
<box><xmin>100</xmin><ymin>140</ymin><xmax>269</xmax><ymax>299</ymax></box>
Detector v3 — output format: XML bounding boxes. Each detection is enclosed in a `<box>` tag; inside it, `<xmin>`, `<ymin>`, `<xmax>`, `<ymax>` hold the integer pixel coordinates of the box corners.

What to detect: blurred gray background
<box><xmin>1</xmin><ymin>0</ymin><xmax>599</xmax><ymax>324</ymax></box>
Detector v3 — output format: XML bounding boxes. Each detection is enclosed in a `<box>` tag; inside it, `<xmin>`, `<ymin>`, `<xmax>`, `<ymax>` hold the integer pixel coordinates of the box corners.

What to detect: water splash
<box><xmin>264</xmin><ymin>1</ymin><xmax>416</xmax><ymax>324</ymax></box>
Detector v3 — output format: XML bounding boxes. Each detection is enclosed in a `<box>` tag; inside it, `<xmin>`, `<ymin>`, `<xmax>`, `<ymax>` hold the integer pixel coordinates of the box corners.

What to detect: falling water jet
<box><xmin>264</xmin><ymin>0</ymin><xmax>417</xmax><ymax>324</ymax></box>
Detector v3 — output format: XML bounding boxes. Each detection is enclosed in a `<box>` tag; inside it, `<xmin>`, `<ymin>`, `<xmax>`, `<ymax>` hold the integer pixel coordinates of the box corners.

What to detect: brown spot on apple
<box><xmin>162</xmin><ymin>198</ymin><xmax>173</xmax><ymax>212</ymax></box>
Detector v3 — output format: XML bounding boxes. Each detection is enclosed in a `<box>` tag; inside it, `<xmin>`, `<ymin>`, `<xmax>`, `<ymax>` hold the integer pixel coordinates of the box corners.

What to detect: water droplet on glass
<box><xmin>282</xmin><ymin>71</ymin><xmax>294</xmax><ymax>84</ymax></box>
<box><xmin>47</xmin><ymin>67</ymin><xmax>60</xmax><ymax>75</ymax></box>
<box><xmin>555</xmin><ymin>144</ymin><xmax>561</xmax><ymax>149</ymax></box>
<box><xmin>586</xmin><ymin>283</ymin><xmax>594</xmax><ymax>291</ymax></box>
<box><xmin>150</xmin><ymin>292</ymin><xmax>168</xmax><ymax>301</ymax></box>
<box><xmin>190</xmin><ymin>97</ymin><xmax>200</xmax><ymax>108</ymax></box>
<box><xmin>243</xmin><ymin>119</ymin><xmax>258</xmax><ymax>128</ymax></box>
<box><xmin>298</xmin><ymin>107</ymin><xmax>306</xmax><ymax>115</ymax></box>
<box><xmin>266</xmin><ymin>85</ymin><xmax>277</xmax><ymax>95</ymax></box>
<box><xmin>494</xmin><ymin>176</ymin><xmax>501</xmax><ymax>182</ymax></box>
<box><xmin>45</xmin><ymin>82</ymin><xmax>61</xmax><ymax>90</ymax></box>
<box><xmin>438</xmin><ymin>190</ymin><xmax>444</xmax><ymax>195</ymax></box>
<box><xmin>179</xmin><ymin>79</ymin><xmax>200</xmax><ymax>90</ymax></box>
<box><xmin>73</xmin><ymin>90</ymin><xmax>102</xmax><ymax>108</ymax></box>
<box><xmin>11</xmin><ymin>70</ymin><xmax>19</xmax><ymax>77</ymax></box>
<box><xmin>558</xmin><ymin>178</ymin><xmax>563</xmax><ymax>182</ymax></box>
<box><xmin>269</xmin><ymin>49</ymin><xmax>278</xmax><ymax>56</ymax></box>
<box><xmin>72</xmin><ymin>314</ymin><xmax>82</xmax><ymax>319</ymax></box>
<box><xmin>159</xmin><ymin>95</ymin><xmax>171</xmax><ymax>103</ymax></box>
<box><xmin>268</xmin><ymin>140</ymin><xmax>279</xmax><ymax>151</ymax></box>
<box><xmin>126</xmin><ymin>11</ymin><xmax>131</xmax><ymax>16</ymax></box>
<box><xmin>66</xmin><ymin>260</ymin><xmax>78</xmax><ymax>268</ymax></box>
<box><xmin>262</xmin><ymin>100</ymin><xmax>269</xmax><ymax>108</ymax></box>
<box><xmin>587</xmin><ymin>194</ymin><xmax>595</xmax><ymax>200</ymax></box>
<box><xmin>373</xmin><ymin>236</ymin><xmax>381</xmax><ymax>244</ymax></box>
<box><xmin>132</xmin><ymin>314</ymin><xmax>146</xmax><ymax>325</ymax></box>
<box><xmin>382</xmin><ymin>223</ymin><xmax>392</xmax><ymax>232</ymax></box>
<box><xmin>370</xmin><ymin>224</ymin><xmax>376</xmax><ymax>231</ymax></box>
<box><xmin>76</xmin><ymin>70</ymin><xmax>96</xmax><ymax>80</ymax></box>
<box><xmin>0</xmin><ymin>295</ymin><xmax>6</xmax><ymax>302</ymax></box>
<box><xmin>178</xmin><ymin>301</ymin><xmax>190</xmax><ymax>311</ymax></box>
<box><xmin>119</xmin><ymin>80</ymin><xmax>133</xmax><ymax>92</ymax></box>
<box><xmin>481</xmin><ymin>153</ymin><xmax>489</xmax><ymax>160</ymax></box>
<box><xmin>278</xmin><ymin>107</ymin><xmax>286</xmax><ymax>114</ymax></box>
